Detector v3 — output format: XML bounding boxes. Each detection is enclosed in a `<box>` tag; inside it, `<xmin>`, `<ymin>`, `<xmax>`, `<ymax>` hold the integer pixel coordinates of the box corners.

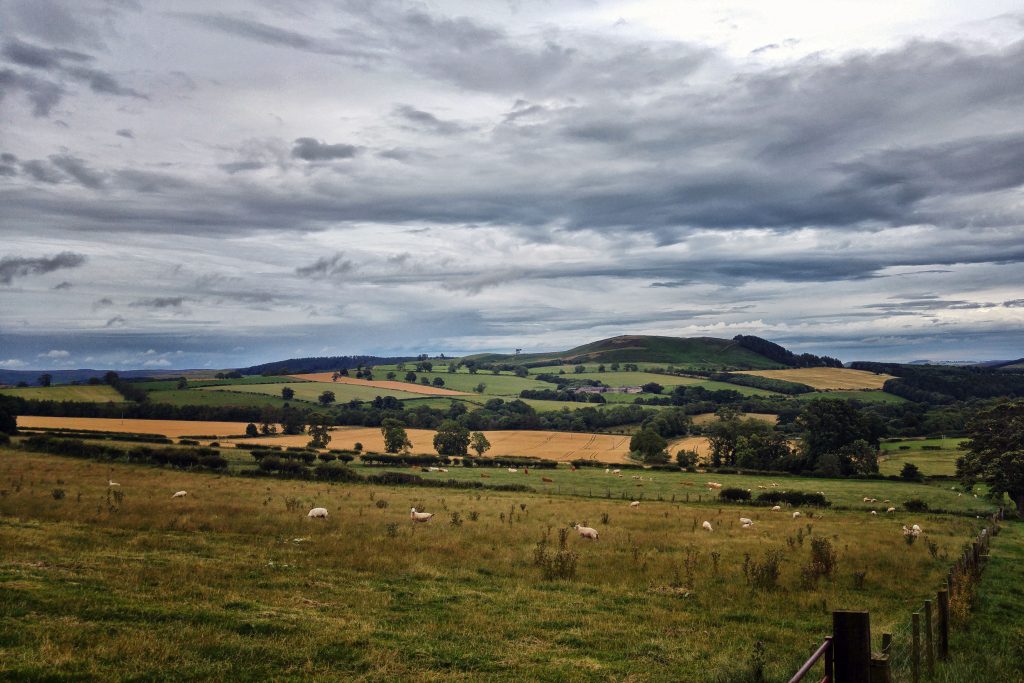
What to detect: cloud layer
<box><xmin>1</xmin><ymin>1</ymin><xmax>1022</xmax><ymax>368</ymax></box>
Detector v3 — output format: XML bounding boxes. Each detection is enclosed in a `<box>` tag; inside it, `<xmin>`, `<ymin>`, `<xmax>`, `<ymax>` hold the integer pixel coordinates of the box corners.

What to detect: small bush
<box><xmin>375</xmin><ymin>498</ymin><xmax>388</xmax><ymax>509</ymax></box>
<box><xmin>719</xmin><ymin>487</ymin><xmax>751</xmax><ymax>502</ymax></box>
<box><xmin>385</xmin><ymin>522</ymin><xmax>398</xmax><ymax>538</ymax></box>
<box><xmin>51</xmin><ymin>488</ymin><xmax>66</xmax><ymax>500</ymax></box>
<box><xmin>808</xmin><ymin>537</ymin><xmax>837</xmax><ymax>579</ymax></box>
<box><xmin>743</xmin><ymin>550</ymin><xmax>783</xmax><ymax>592</ymax></box>
<box><xmin>904</xmin><ymin>498</ymin><xmax>929</xmax><ymax>512</ymax></box>
<box><xmin>756</xmin><ymin>491</ymin><xmax>830</xmax><ymax>508</ymax></box>
<box><xmin>533</xmin><ymin>527</ymin><xmax>578</xmax><ymax>581</ymax></box>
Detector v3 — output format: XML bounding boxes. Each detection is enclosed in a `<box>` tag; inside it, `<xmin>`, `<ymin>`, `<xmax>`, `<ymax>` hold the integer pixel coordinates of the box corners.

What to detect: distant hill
<box><xmin>239</xmin><ymin>355</ymin><xmax>417</xmax><ymax>376</ymax></box>
<box><xmin>461</xmin><ymin>335</ymin><xmax>789</xmax><ymax>370</ymax></box>
<box><xmin>0</xmin><ymin>368</ymin><xmax>208</xmax><ymax>387</ymax></box>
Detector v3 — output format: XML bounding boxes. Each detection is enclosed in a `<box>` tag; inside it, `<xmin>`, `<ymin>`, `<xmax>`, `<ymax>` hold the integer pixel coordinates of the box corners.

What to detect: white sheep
<box><xmin>771</xmin><ymin>505</ymin><xmax>782</xmax><ymax>511</ymax></box>
<box><xmin>792</xmin><ymin>511</ymin><xmax>802</xmax><ymax>519</ymax></box>
<box><xmin>912</xmin><ymin>524</ymin><xmax>922</xmax><ymax>533</ymax></box>
<box><xmin>629</xmin><ymin>500</ymin><xmax>640</xmax><ymax>508</ymax></box>
<box><xmin>902</xmin><ymin>524</ymin><xmax>921</xmax><ymax>539</ymax></box>
<box><xmin>507</xmin><ymin>468</ymin><xmax>518</xmax><ymax>473</ymax></box>
<box><xmin>410</xmin><ymin>507</ymin><xmax>434</xmax><ymax>522</ymax></box>
<box><xmin>574</xmin><ymin>524</ymin><xmax>599</xmax><ymax>540</ymax></box>
<box><xmin>739</xmin><ymin>517</ymin><xmax>753</xmax><ymax>526</ymax></box>
<box><xmin>871</xmin><ymin>510</ymin><xmax>878</xmax><ymax>515</ymax></box>
<box><xmin>427</xmin><ymin>466</ymin><xmax>440</xmax><ymax>472</ymax></box>
<box><xmin>172</xmin><ymin>490</ymin><xmax>188</xmax><ymax>498</ymax></box>
<box><xmin>886</xmin><ymin>507</ymin><xmax>896</xmax><ymax>514</ymax></box>
<box><xmin>706</xmin><ymin>482</ymin><xmax>722</xmax><ymax>490</ymax></box>
<box><xmin>307</xmin><ymin>507</ymin><xmax>329</xmax><ymax>518</ymax></box>
<box><xmin>702</xmin><ymin>520</ymin><xmax>713</xmax><ymax>531</ymax></box>
<box><xmin>741</xmin><ymin>521</ymin><xmax>754</xmax><ymax>529</ymax></box>
<box><xmin>108</xmin><ymin>480</ymin><xmax>121</xmax><ymax>487</ymax></box>
<box><xmin>604</xmin><ymin>468</ymin><xmax>610</xmax><ymax>474</ymax></box>
<box><xmin>612</xmin><ymin>469</ymin><xmax>621</xmax><ymax>474</ymax></box>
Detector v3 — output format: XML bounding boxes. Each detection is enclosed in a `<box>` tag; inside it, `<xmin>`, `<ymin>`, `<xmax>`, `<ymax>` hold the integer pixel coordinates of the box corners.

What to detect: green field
<box><xmin>0</xmin><ymin>444</ymin><xmax>1003</xmax><ymax>681</ymax></box>
<box><xmin>134</xmin><ymin>376</ymin><xmax>299</xmax><ymax>391</ymax></box>
<box><xmin>879</xmin><ymin>438</ymin><xmax>966</xmax><ymax>476</ymax></box>
<box><xmin>201</xmin><ymin>381</ymin><xmax>425</xmax><ymax>404</ymax></box>
<box><xmin>381</xmin><ymin>371</ymin><xmax>540</xmax><ymax>396</ymax></box>
<box><xmin>0</xmin><ymin>385</ymin><xmax>125</xmax><ymax>403</ymax></box>
<box><xmin>147</xmin><ymin>389</ymin><xmax>297</xmax><ymax>409</ymax></box>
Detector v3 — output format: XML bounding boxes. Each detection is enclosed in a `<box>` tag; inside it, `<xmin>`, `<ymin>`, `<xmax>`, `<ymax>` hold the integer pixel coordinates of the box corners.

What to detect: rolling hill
<box><xmin>462</xmin><ymin>335</ymin><xmax>788</xmax><ymax>370</ymax></box>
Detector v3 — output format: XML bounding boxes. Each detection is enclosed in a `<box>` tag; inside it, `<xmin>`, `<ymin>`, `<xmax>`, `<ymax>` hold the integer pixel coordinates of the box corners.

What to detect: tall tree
<box><xmin>307</xmin><ymin>422</ymin><xmax>332</xmax><ymax>449</ymax></box>
<box><xmin>629</xmin><ymin>428</ymin><xmax>668</xmax><ymax>463</ymax></box>
<box><xmin>38</xmin><ymin>373</ymin><xmax>52</xmax><ymax>387</ymax></box>
<box><xmin>433</xmin><ymin>419</ymin><xmax>470</xmax><ymax>456</ymax></box>
<box><xmin>957</xmin><ymin>400</ymin><xmax>1024</xmax><ymax>512</ymax></box>
<box><xmin>381</xmin><ymin>418</ymin><xmax>412</xmax><ymax>453</ymax></box>
<box><xmin>469</xmin><ymin>431</ymin><xmax>491</xmax><ymax>456</ymax></box>
<box><xmin>796</xmin><ymin>399</ymin><xmax>881</xmax><ymax>472</ymax></box>
<box><xmin>281</xmin><ymin>386</ymin><xmax>295</xmax><ymax>400</ymax></box>
<box><xmin>318</xmin><ymin>390</ymin><xmax>336</xmax><ymax>406</ymax></box>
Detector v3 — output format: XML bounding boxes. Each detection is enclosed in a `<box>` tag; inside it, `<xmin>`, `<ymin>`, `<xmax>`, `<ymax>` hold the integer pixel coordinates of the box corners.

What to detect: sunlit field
<box><xmin>736</xmin><ymin>368</ymin><xmax>895</xmax><ymax>391</ymax></box>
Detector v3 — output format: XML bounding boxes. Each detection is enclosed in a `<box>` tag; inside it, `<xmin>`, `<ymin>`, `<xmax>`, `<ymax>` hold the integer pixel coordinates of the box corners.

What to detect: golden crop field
<box><xmin>247</xmin><ymin>428</ymin><xmax>709</xmax><ymax>463</ymax></box>
<box><xmin>690</xmin><ymin>412</ymin><xmax>778</xmax><ymax>425</ymax></box>
<box><xmin>737</xmin><ymin>367</ymin><xmax>895</xmax><ymax>390</ymax></box>
<box><xmin>14</xmin><ymin>416</ymin><xmax>708</xmax><ymax>463</ymax></box>
<box><xmin>17</xmin><ymin>416</ymin><xmax>252</xmax><ymax>438</ymax></box>
<box><xmin>288</xmin><ymin>373</ymin><xmax>470</xmax><ymax>396</ymax></box>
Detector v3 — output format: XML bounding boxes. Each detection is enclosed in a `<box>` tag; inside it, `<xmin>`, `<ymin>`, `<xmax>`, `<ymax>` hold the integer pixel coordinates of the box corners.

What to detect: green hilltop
<box><xmin>461</xmin><ymin>335</ymin><xmax>787</xmax><ymax>370</ymax></box>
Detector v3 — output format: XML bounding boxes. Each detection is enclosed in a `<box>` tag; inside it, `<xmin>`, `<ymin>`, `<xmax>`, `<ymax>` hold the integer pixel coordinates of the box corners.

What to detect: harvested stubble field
<box><xmin>0</xmin><ymin>447</ymin><xmax>993</xmax><ymax>681</ymax></box>
<box><xmin>288</xmin><ymin>373</ymin><xmax>470</xmax><ymax>396</ymax></box>
<box><xmin>12</xmin><ymin>417</ymin><xmax>706</xmax><ymax>463</ymax></box>
<box><xmin>736</xmin><ymin>368</ymin><xmax>895</xmax><ymax>391</ymax></box>
<box><xmin>249</xmin><ymin>428</ymin><xmax>710</xmax><ymax>463</ymax></box>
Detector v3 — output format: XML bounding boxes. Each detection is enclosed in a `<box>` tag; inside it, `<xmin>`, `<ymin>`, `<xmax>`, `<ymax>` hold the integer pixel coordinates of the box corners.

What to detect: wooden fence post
<box><xmin>938</xmin><ymin>589</ymin><xmax>950</xmax><ymax>660</ymax></box>
<box><xmin>911</xmin><ymin>612</ymin><xmax>920</xmax><ymax>683</ymax></box>
<box><xmin>833</xmin><ymin>611</ymin><xmax>872</xmax><ymax>683</ymax></box>
<box><xmin>924</xmin><ymin>599</ymin><xmax>934</xmax><ymax>676</ymax></box>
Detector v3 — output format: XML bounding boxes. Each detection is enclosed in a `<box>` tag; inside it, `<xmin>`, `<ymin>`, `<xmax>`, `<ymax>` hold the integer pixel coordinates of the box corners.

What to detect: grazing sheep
<box><xmin>792</xmin><ymin>511</ymin><xmax>801</xmax><ymax>519</ymax></box>
<box><xmin>410</xmin><ymin>507</ymin><xmax>434</xmax><ymax>523</ymax></box>
<box><xmin>739</xmin><ymin>517</ymin><xmax>753</xmax><ymax>526</ymax></box>
<box><xmin>706</xmin><ymin>482</ymin><xmax>723</xmax><ymax>490</ymax></box>
<box><xmin>427</xmin><ymin>466</ymin><xmax>440</xmax><ymax>472</ymax></box>
<box><xmin>903</xmin><ymin>524</ymin><xmax>922</xmax><ymax>539</ymax></box>
<box><xmin>702</xmin><ymin>520</ymin><xmax>713</xmax><ymax>531</ymax></box>
<box><xmin>771</xmin><ymin>505</ymin><xmax>782</xmax><ymax>511</ymax></box>
<box><xmin>883</xmin><ymin>499</ymin><xmax>890</xmax><ymax>503</ymax></box>
<box><xmin>108</xmin><ymin>481</ymin><xmax>121</xmax><ymax>487</ymax></box>
<box><xmin>574</xmin><ymin>524</ymin><xmax>599</xmax><ymax>540</ymax></box>
<box><xmin>629</xmin><ymin>500</ymin><xmax>641</xmax><ymax>508</ymax></box>
<box><xmin>307</xmin><ymin>507</ymin><xmax>329</xmax><ymax>519</ymax></box>
<box><xmin>741</xmin><ymin>521</ymin><xmax>754</xmax><ymax>529</ymax></box>
<box><xmin>172</xmin><ymin>490</ymin><xmax>188</xmax><ymax>498</ymax></box>
<box><xmin>507</xmin><ymin>468</ymin><xmax>518</xmax><ymax>473</ymax></box>
<box><xmin>862</xmin><ymin>497</ymin><xmax>870</xmax><ymax>502</ymax></box>
<box><xmin>871</xmin><ymin>510</ymin><xmax>878</xmax><ymax>515</ymax></box>
<box><xmin>886</xmin><ymin>507</ymin><xmax>896</xmax><ymax>514</ymax></box>
<box><xmin>912</xmin><ymin>524</ymin><xmax>922</xmax><ymax>533</ymax></box>
<box><xmin>542</xmin><ymin>477</ymin><xmax>554</xmax><ymax>483</ymax></box>
<box><xmin>604</xmin><ymin>468</ymin><xmax>610</xmax><ymax>474</ymax></box>
<box><xmin>612</xmin><ymin>469</ymin><xmax>621</xmax><ymax>474</ymax></box>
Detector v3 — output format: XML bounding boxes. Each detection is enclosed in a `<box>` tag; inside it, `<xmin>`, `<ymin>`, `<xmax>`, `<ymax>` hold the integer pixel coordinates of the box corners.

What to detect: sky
<box><xmin>1</xmin><ymin>0</ymin><xmax>1023</xmax><ymax>371</ymax></box>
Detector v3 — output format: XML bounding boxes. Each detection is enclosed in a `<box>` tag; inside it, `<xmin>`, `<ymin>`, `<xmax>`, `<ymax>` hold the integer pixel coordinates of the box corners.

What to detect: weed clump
<box><xmin>533</xmin><ymin>527</ymin><xmax>578</xmax><ymax>581</ymax></box>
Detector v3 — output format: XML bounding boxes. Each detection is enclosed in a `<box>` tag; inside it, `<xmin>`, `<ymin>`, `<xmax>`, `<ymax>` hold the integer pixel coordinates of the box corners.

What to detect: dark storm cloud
<box><xmin>394</xmin><ymin>105</ymin><xmax>473</xmax><ymax>135</ymax></box>
<box><xmin>291</xmin><ymin>138</ymin><xmax>359</xmax><ymax>161</ymax></box>
<box><xmin>0</xmin><ymin>252</ymin><xmax>86</xmax><ymax>284</ymax></box>
<box><xmin>295</xmin><ymin>253</ymin><xmax>354</xmax><ymax>278</ymax></box>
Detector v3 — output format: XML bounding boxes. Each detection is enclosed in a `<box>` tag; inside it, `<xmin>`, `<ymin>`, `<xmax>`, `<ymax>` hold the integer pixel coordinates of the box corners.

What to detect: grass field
<box><xmin>879</xmin><ymin>438</ymin><xmax>966</xmax><ymax>476</ymax></box>
<box><xmin>737</xmin><ymin>368</ymin><xmax>895</xmax><ymax>390</ymax></box>
<box><xmin>691</xmin><ymin>412</ymin><xmax>778</xmax><ymax>425</ymax></box>
<box><xmin>0</xmin><ymin>385</ymin><xmax>125</xmax><ymax>403</ymax></box>
<box><xmin>0</xmin><ymin>446</ymin><xmax>1003</xmax><ymax>681</ymax></box>
<box><xmin>148</xmin><ymin>389</ymin><xmax>298</xmax><ymax>409</ymax></box>
<box><xmin>289</xmin><ymin>373</ymin><xmax>470</xmax><ymax>396</ymax></box>
<box><xmin>134</xmin><ymin>376</ymin><xmax>299</xmax><ymax>391</ymax></box>
<box><xmin>201</xmin><ymin>381</ymin><xmax>425</xmax><ymax>404</ymax></box>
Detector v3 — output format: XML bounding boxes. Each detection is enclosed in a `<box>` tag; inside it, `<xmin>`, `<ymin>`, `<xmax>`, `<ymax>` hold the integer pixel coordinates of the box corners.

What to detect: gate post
<box><xmin>833</xmin><ymin>611</ymin><xmax>871</xmax><ymax>683</ymax></box>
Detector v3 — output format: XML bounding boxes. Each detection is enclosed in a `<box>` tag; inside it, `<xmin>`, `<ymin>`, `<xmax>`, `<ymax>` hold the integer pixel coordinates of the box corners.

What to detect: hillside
<box><xmin>462</xmin><ymin>335</ymin><xmax>787</xmax><ymax>370</ymax></box>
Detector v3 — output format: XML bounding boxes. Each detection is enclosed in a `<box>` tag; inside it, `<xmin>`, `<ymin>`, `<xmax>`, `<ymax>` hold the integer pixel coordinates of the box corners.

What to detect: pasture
<box><xmin>0</xmin><ymin>446</ymin><xmax>998</xmax><ymax>681</ymax></box>
<box><xmin>737</xmin><ymin>368</ymin><xmax>895</xmax><ymax>391</ymax></box>
<box><xmin>0</xmin><ymin>384</ymin><xmax>125</xmax><ymax>403</ymax></box>
<box><xmin>200</xmin><ymin>381</ymin><xmax>425</xmax><ymax>404</ymax></box>
<box><xmin>879</xmin><ymin>438</ymin><xmax>966</xmax><ymax>477</ymax></box>
<box><xmin>288</xmin><ymin>373</ymin><xmax>470</xmax><ymax>396</ymax></box>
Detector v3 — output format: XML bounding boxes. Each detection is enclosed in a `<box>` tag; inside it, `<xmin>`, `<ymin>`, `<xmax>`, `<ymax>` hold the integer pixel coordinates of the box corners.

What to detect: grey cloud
<box><xmin>52</xmin><ymin>281</ymin><xmax>72</xmax><ymax>290</ymax></box>
<box><xmin>1004</xmin><ymin>299</ymin><xmax>1024</xmax><ymax>308</ymax></box>
<box><xmin>104</xmin><ymin>315</ymin><xmax>126</xmax><ymax>327</ymax></box>
<box><xmin>63</xmin><ymin>65</ymin><xmax>145</xmax><ymax>98</ymax></box>
<box><xmin>0</xmin><ymin>68</ymin><xmax>63</xmax><ymax>116</ymax></box>
<box><xmin>0</xmin><ymin>252</ymin><xmax>86</xmax><ymax>284</ymax></box>
<box><xmin>116</xmin><ymin>128</ymin><xmax>133</xmax><ymax>138</ymax></box>
<box><xmin>394</xmin><ymin>105</ymin><xmax>472</xmax><ymax>135</ymax></box>
<box><xmin>291</xmin><ymin>138</ymin><xmax>358</xmax><ymax>161</ymax></box>
<box><xmin>0</xmin><ymin>164</ymin><xmax>17</xmax><ymax>176</ymax></box>
<box><xmin>20</xmin><ymin>159</ymin><xmax>63</xmax><ymax>183</ymax></box>
<box><xmin>171</xmin><ymin>12</ymin><xmax>375</xmax><ymax>59</ymax></box>
<box><xmin>129</xmin><ymin>297</ymin><xmax>185</xmax><ymax>308</ymax></box>
<box><xmin>1</xmin><ymin>153</ymin><xmax>17</xmax><ymax>163</ymax></box>
<box><xmin>49</xmin><ymin>154</ymin><xmax>105</xmax><ymax>189</ymax></box>
<box><xmin>220</xmin><ymin>161</ymin><xmax>265</xmax><ymax>174</ymax></box>
<box><xmin>295</xmin><ymin>253</ymin><xmax>354</xmax><ymax>278</ymax></box>
<box><xmin>2</xmin><ymin>37</ymin><xmax>92</xmax><ymax>69</ymax></box>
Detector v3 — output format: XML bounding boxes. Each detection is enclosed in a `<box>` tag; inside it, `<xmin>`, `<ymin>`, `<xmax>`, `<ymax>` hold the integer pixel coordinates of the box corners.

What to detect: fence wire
<box><xmin>884</xmin><ymin>616</ymin><xmax>918</xmax><ymax>682</ymax></box>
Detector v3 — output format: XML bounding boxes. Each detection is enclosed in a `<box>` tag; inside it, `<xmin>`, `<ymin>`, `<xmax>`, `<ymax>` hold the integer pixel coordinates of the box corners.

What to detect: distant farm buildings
<box><xmin>575</xmin><ymin>385</ymin><xmax>643</xmax><ymax>395</ymax></box>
